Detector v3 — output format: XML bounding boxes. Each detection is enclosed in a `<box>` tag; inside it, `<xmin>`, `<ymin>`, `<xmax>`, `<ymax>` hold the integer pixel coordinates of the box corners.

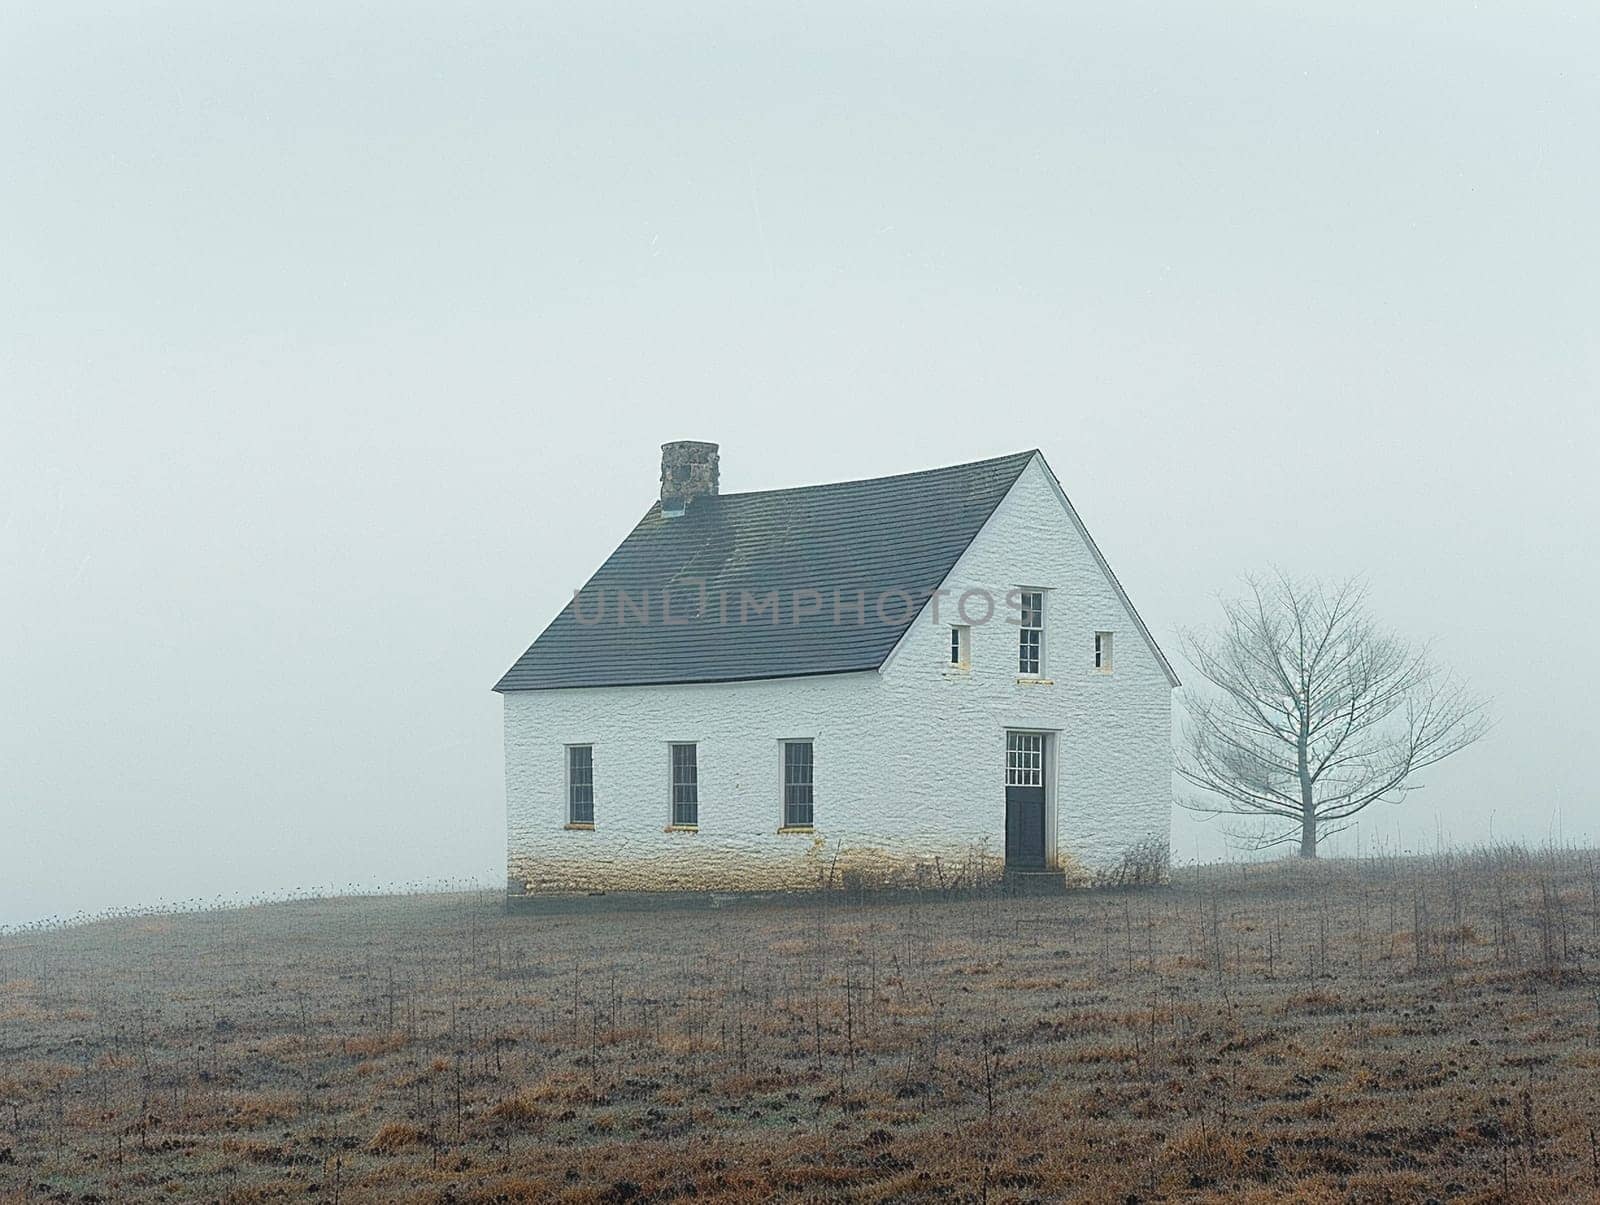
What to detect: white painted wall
<box><xmin>502</xmin><ymin>456</ymin><xmax>1173</xmax><ymax>893</ymax></box>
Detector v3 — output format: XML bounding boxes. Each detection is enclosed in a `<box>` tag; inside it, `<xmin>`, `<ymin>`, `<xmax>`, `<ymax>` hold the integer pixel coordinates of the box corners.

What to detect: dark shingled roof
<box><xmin>493</xmin><ymin>451</ymin><xmax>1038</xmax><ymax>692</ymax></box>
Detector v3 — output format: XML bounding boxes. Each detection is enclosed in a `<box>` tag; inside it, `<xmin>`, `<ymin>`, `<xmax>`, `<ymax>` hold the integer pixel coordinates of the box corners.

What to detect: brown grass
<box><xmin>368</xmin><ymin>1121</ymin><xmax>429</xmax><ymax>1153</ymax></box>
<box><xmin>1</xmin><ymin>845</ymin><xmax>1598</xmax><ymax>1202</ymax></box>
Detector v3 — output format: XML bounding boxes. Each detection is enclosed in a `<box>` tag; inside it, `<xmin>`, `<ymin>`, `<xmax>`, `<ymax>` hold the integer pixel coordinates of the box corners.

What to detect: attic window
<box><xmin>950</xmin><ymin>625</ymin><xmax>971</xmax><ymax>668</ymax></box>
<box><xmin>1017</xmin><ymin>591</ymin><xmax>1044</xmax><ymax>676</ymax></box>
<box><xmin>1095</xmin><ymin>631</ymin><xmax>1113</xmax><ymax>672</ymax></box>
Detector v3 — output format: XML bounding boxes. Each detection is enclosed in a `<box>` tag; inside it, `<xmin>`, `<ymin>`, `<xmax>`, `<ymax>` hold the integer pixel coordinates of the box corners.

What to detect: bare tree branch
<box><xmin>1176</xmin><ymin>571</ymin><xmax>1490</xmax><ymax>857</ymax></box>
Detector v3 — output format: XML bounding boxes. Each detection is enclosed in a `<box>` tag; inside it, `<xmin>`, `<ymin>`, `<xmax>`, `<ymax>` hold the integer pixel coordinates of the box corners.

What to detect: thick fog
<box><xmin>4</xmin><ymin>2</ymin><xmax>1596</xmax><ymax>925</ymax></box>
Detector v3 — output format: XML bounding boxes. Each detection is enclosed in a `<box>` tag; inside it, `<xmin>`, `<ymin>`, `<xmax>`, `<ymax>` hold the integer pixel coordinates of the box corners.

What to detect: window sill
<box><xmin>563</xmin><ymin>822</ymin><xmax>595</xmax><ymax>831</ymax></box>
<box><xmin>1016</xmin><ymin>676</ymin><xmax>1055</xmax><ymax>686</ymax></box>
<box><xmin>776</xmin><ymin>825</ymin><xmax>815</xmax><ymax>835</ymax></box>
<box><xmin>663</xmin><ymin>824</ymin><xmax>699</xmax><ymax>833</ymax></box>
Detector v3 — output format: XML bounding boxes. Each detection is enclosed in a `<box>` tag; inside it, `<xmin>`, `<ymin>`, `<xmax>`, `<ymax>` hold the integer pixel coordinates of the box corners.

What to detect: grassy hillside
<box><xmin>2</xmin><ymin>848</ymin><xmax>1598</xmax><ymax>1203</ymax></box>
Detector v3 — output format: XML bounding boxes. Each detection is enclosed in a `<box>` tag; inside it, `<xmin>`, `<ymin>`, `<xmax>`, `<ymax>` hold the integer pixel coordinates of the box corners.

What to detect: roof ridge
<box><xmin>710</xmin><ymin>449</ymin><xmax>1038</xmax><ymax>501</ymax></box>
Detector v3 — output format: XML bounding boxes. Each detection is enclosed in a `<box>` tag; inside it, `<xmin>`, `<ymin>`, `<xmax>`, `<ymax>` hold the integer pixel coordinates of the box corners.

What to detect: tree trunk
<box><xmin>1297</xmin><ymin>733</ymin><xmax>1317</xmax><ymax>858</ymax></box>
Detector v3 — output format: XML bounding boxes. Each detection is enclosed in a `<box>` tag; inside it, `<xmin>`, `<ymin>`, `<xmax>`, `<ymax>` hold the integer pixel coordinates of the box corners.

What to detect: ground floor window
<box><xmin>670</xmin><ymin>743</ymin><xmax>699</xmax><ymax>826</ymax></box>
<box><xmin>567</xmin><ymin>745</ymin><xmax>594</xmax><ymax>824</ymax></box>
<box><xmin>783</xmin><ymin>741</ymin><xmax>814</xmax><ymax>828</ymax></box>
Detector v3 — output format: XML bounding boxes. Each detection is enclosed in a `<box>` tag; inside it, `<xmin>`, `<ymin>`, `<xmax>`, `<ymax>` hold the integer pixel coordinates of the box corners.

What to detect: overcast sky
<box><xmin>4</xmin><ymin>1</ymin><xmax>1596</xmax><ymax>925</ymax></box>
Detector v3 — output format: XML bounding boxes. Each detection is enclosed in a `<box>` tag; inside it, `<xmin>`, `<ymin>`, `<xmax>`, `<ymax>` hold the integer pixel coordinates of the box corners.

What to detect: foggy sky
<box><xmin>4</xmin><ymin>1</ymin><xmax>1597</xmax><ymax>925</ymax></box>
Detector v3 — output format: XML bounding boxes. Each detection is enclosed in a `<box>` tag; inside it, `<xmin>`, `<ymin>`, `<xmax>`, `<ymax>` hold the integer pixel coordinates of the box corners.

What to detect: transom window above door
<box><xmin>1005</xmin><ymin>732</ymin><xmax>1043</xmax><ymax>787</ymax></box>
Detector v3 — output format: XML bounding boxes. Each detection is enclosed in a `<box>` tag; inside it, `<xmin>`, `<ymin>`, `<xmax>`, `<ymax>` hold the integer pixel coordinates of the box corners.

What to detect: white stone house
<box><xmin>495</xmin><ymin>443</ymin><xmax>1178</xmax><ymax>896</ymax></box>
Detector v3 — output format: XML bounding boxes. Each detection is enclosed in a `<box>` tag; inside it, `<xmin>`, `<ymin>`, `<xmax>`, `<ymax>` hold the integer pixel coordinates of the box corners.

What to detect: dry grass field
<box><xmin>3</xmin><ymin>847</ymin><xmax>1599</xmax><ymax>1203</ymax></box>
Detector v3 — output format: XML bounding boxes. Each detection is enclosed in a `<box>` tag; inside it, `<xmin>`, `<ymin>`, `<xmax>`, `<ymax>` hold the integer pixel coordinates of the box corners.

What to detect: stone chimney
<box><xmin>660</xmin><ymin>441</ymin><xmax>720</xmax><ymax>516</ymax></box>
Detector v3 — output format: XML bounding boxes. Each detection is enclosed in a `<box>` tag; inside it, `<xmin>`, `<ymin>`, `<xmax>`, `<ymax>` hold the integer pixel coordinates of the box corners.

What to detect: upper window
<box><xmin>670</xmin><ymin>743</ymin><xmax>698</xmax><ymax>827</ymax></box>
<box><xmin>1017</xmin><ymin>590</ymin><xmax>1044</xmax><ymax>676</ymax></box>
<box><xmin>783</xmin><ymin>741</ymin><xmax>814</xmax><ymax>829</ymax></box>
<box><xmin>949</xmin><ymin>624</ymin><xmax>971</xmax><ymax>668</ymax></box>
<box><xmin>1094</xmin><ymin>631</ymin><xmax>1113</xmax><ymax>672</ymax></box>
<box><xmin>567</xmin><ymin>745</ymin><xmax>594</xmax><ymax>825</ymax></box>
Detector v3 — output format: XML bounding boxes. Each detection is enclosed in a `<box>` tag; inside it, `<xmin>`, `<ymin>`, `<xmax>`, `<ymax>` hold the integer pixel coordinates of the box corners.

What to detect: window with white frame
<box><xmin>783</xmin><ymin>741</ymin><xmax>814</xmax><ymax>828</ymax></box>
<box><xmin>1017</xmin><ymin>590</ymin><xmax>1044</xmax><ymax>676</ymax></box>
<box><xmin>1005</xmin><ymin>732</ymin><xmax>1044</xmax><ymax>786</ymax></box>
<box><xmin>950</xmin><ymin>624</ymin><xmax>971</xmax><ymax>668</ymax></box>
<box><xmin>670</xmin><ymin>743</ymin><xmax>698</xmax><ymax>827</ymax></box>
<box><xmin>1094</xmin><ymin>631</ymin><xmax>1113</xmax><ymax>672</ymax></box>
<box><xmin>567</xmin><ymin>745</ymin><xmax>594</xmax><ymax>825</ymax></box>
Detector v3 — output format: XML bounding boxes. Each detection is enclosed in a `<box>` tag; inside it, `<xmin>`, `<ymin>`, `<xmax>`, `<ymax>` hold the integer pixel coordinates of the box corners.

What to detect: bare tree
<box><xmin>1178</xmin><ymin>573</ymin><xmax>1489</xmax><ymax>858</ymax></box>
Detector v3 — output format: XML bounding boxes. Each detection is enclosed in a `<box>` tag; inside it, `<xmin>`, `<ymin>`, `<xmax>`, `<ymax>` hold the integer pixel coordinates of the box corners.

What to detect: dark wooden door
<box><xmin>1005</xmin><ymin>784</ymin><xmax>1046</xmax><ymax>867</ymax></box>
<box><xmin>1004</xmin><ymin>732</ymin><xmax>1046</xmax><ymax>868</ymax></box>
